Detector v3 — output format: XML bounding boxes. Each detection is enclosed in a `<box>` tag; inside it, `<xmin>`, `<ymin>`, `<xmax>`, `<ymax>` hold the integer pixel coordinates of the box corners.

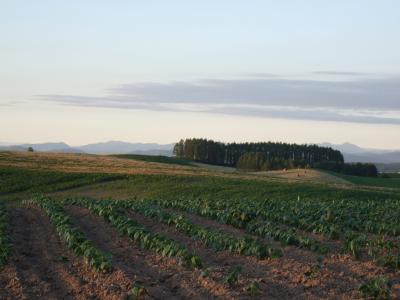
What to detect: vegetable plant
<box><xmin>25</xmin><ymin>195</ymin><xmax>112</xmax><ymax>272</ymax></box>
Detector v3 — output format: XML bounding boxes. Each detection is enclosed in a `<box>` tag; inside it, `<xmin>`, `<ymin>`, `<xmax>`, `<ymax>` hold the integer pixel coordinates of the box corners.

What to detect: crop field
<box><xmin>1</xmin><ymin>152</ymin><xmax>400</xmax><ymax>299</ymax></box>
<box><xmin>324</xmin><ymin>171</ymin><xmax>400</xmax><ymax>190</ymax></box>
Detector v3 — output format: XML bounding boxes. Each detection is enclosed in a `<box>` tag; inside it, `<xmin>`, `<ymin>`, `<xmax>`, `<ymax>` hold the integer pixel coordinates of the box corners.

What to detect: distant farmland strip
<box><xmin>112</xmin><ymin>154</ymin><xmax>195</xmax><ymax>166</ymax></box>
<box><xmin>0</xmin><ymin>166</ymin><xmax>126</xmax><ymax>195</ymax></box>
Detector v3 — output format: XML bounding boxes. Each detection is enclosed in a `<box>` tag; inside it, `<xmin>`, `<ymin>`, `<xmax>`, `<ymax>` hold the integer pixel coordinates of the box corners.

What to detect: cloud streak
<box><xmin>312</xmin><ymin>71</ymin><xmax>368</xmax><ymax>76</ymax></box>
<box><xmin>39</xmin><ymin>75</ymin><xmax>400</xmax><ymax>125</ymax></box>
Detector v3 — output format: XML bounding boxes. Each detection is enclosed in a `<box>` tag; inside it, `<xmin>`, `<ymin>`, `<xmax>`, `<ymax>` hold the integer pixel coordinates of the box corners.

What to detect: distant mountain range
<box><xmin>1</xmin><ymin>141</ymin><xmax>399</xmax><ymax>167</ymax></box>
<box><xmin>0</xmin><ymin>141</ymin><xmax>175</xmax><ymax>156</ymax></box>
<box><xmin>319</xmin><ymin>142</ymin><xmax>400</xmax><ymax>164</ymax></box>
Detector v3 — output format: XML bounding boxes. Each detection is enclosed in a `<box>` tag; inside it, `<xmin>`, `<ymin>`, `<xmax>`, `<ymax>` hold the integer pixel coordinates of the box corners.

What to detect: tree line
<box><xmin>314</xmin><ymin>161</ymin><xmax>378</xmax><ymax>177</ymax></box>
<box><xmin>173</xmin><ymin>138</ymin><xmax>344</xmax><ymax>168</ymax></box>
<box><xmin>174</xmin><ymin>138</ymin><xmax>378</xmax><ymax>177</ymax></box>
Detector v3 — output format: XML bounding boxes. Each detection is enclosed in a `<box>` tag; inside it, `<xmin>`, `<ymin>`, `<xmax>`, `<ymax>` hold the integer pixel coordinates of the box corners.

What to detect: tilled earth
<box><xmin>1</xmin><ymin>206</ymin><xmax>399</xmax><ymax>299</ymax></box>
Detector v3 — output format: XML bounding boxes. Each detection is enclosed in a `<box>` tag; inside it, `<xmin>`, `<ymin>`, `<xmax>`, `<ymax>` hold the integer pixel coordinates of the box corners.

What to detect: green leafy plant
<box><xmin>0</xmin><ymin>166</ymin><xmax>125</xmax><ymax>195</ymax></box>
<box><xmin>120</xmin><ymin>200</ymin><xmax>282</xmax><ymax>260</ymax></box>
<box><xmin>224</xmin><ymin>266</ymin><xmax>242</xmax><ymax>287</ymax></box>
<box><xmin>246</xmin><ymin>281</ymin><xmax>260</xmax><ymax>295</ymax></box>
<box><xmin>359</xmin><ymin>277</ymin><xmax>391</xmax><ymax>299</ymax></box>
<box><xmin>25</xmin><ymin>195</ymin><xmax>112</xmax><ymax>272</ymax></box>
<box><xmin>152</xmin><ymin>197</ymin><xmax>328</xmax><ymax>255</ymax></box>
<box><xmin>126</xmin><ymin>283</ymin><xmax>148</xmax><ymax>300</ymax></box>
<box><xmin>64</xmin><ymin>198</ymin><xmax>202</xmax><ymax>269</ymax></box>
<box><xmin>199</xmin><ymin>267</ymin><xmax>212</xmax><ymax>279</ymax></box>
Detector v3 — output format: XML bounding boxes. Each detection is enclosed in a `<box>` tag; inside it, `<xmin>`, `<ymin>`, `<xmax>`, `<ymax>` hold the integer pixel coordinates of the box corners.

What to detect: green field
<box><xmin>1</xmin><ymin>152</ymin><xmax>400</xmax><ymax>299</ymax></box>
<box><xmin>0</xmin><ymin>166</ymin><xmax>126</xmax><ymax>196</ymax></box>
<box><xmin>111</xmin><ymin>154</ymin><xmax>195</xmax><ymax>166</ymax></box>
<box><xmin>324</xmin><ymin>170</ymin><xmax>400</xmax><ymax>189</ymax></box>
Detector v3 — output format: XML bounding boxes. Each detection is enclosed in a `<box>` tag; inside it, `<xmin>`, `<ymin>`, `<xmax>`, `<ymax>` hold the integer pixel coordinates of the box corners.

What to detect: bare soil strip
<box><xmin>65</xmin><ymin>205</ymin><xmax>226</xmax><ymax>300</ymax></box>
<box><xmin>0</xmin><ymin>207</ymin><xmax>134</xmax><ymax>300</ymax></box>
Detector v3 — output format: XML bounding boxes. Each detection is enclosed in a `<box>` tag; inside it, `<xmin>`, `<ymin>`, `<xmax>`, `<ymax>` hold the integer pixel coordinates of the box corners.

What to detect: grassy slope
<box><xmin>111</xmin><ymin>154</ymin><xmax>195</xmax><ymax>167</ymax></box>
<box><xmin>0</xmin><ymin>166</ymin><xmax>126</xmax><ymax>199</ymax></box>
<box><xmin>1</xmin><ymin>151</ymin><xmax>399</xmax><ymax>205</ymax></box>
<box><xmin>53</xmin><ymin>172</ymin><xmax>400</xmax><ymax>205</ymax></box>
<box><xmin>322</xmin><ymin>170</ymin><xmax>400</xmax><ymax>189</ymax></box>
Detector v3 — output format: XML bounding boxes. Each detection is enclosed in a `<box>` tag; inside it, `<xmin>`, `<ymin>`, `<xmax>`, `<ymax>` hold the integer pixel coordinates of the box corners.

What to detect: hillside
<box><xmin>1</xmin><ymin>151</ymin><xmax>400</xmax><ymax>298</ymax></box>
<box><xmin>320</xmin><ymin>142</ymin><xmax>400</xmax><ymax>165</ymax></box>
<box><xmin>0</xmin><ymin>141</ymin><xmax>175</xmax><ymax>155</ymax></box>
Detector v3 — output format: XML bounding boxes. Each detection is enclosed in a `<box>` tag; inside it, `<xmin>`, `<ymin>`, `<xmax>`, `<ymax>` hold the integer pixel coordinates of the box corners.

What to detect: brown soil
<box><xmin>130</xmin><ymin>206</ymin><xmax>400</xmax><ymax>299</ymax></box>
<box><xmin>123</xmin><ymin>208</ymin><xmax>365</xmax><ymax>299</ymax></box>
<box><xmin>0</xmin><ymin>207</ymin><xmax>134</xmax><ymax>300</ymax></box>
<box><xmin>1</xmin><ymin>205</ymin><xmax>399</xmax><ymax>299</ymax></box>
<box><xmin>64</xmin><ymin>205</ymin><xmax>232</xmax><ymax>299</ymax></box>
<box><xmin>166</xmin><ymin>207</ymin><xmax>344</xmax><ymax>255</ymax></box>
<box><xmin>124</xmin><ymin>210</ymin><xmax>296</xmax><ymax>299</ymax></box>
<box><xmin>252</xmin><ymin>169</ymin><xmax>351</xmax><ymax>185</ymax></box>
<box><xmin>0</xmin><ymin>151</ymin><xmax>202</xmax><ymax>177</ymax></box>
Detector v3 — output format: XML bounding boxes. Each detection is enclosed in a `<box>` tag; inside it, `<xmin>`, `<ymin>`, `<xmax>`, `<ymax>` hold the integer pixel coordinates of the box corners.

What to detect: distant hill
<box><xmin>0</xmin><ymin>142</ymin><xmax>83</xmax><ymax>153</ymax></box>
<box><xmin>128</xmin><ymin>149</ymin><xmax>174</xmax><ymax>156</ymax></box>
<box><xmin>319</xmin><ymin>143</ymin><xmax>400</xmax><ymax>170</ymax></box>
<box><xmin>318</xmin><ymin>142</ymin><xmax>366</xmax><ymax>154</ymax></box>
<box><xmin>375</xmin><ymin>163</ymin><xmax>400</xmax><ymax>173</ymax></box>
<box><xmin>343</xmin><ymin>151</ymin><xmax>400</xmax><ymax>164</ymax></box>
<box><xmin>0</xmin><ymin>141</ymin><xmax>175</xmax><ymax>155</ymax></box>
<box><xmin>0</xmin><ymin>145</ymin><xmax>27</xmax><ymax>152</ymax></box>
<box><xmin>19</xmin><ymin>142</ymin><xmax>84</xmax><ymax>153</ymax></box>
<box><xmin>77</xmin><ymin>141</ymin><xmax>174</xmax><ymax>155</ymax></box>
<box><xmin>2</xmin><ymin>141</ymin><xmax>398</xmax><ymax>164</ymax></box>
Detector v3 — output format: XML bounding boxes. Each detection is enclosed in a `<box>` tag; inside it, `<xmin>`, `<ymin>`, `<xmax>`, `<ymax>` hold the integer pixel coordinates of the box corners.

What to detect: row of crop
<box><xmin>63</xmin><ymin>198</ymin><xmax>202</xmax><ymax>269</ymax></box>
<box><xmin>0</xmin><ymin>166</ymin><xmax>126</xmax><ymax>195</ymax></box>
<box><xmin>117</xmin><ymin>200</ymin><xmax>282</xmax><ymax>259</ymax></box>
<box><xmin>150</xmin><ymin>198</ymin><xmax>327</xmax><ymax>254</ymax></box>
<box><xmin>252</xmin><ymin>197</ymin><xmax>400</xmax><ymax>266</ymax></box>
<box><xmin>253</xmin><ymin>197</ymin><xmax>400</xmax><ymax>237</ymax></box>
<box><xmin>343</xmin><ymin>233</ymin><xmax>400</xmax><ymax>269</ymax></box>
<box><xmin>24</xmin><ymin>195</ymin><xmax>112</xmax><ymax>272</ymax></box>
<box><xmin>246</xmin><ymin>199</ymin><xmax>400</xmax><ymax>264</ymax></box>
<box><xmin>150</xmin><ymin>197</ymin><xmax>400</xmax><ymax>267</ymax></box>
<box><xmin>203</xmin><ymin>197</ymin><xmax>400</xmax><ymax>261</ymax></box>
<box><xmin>214</xmin><ymin>193</ymin><xmax>400</xmax><ymax>239</ymax></box>
<box><xmin>0</xmin><ymin>203</ymin><xmax>11</xmax><ymax>266</ymax></box>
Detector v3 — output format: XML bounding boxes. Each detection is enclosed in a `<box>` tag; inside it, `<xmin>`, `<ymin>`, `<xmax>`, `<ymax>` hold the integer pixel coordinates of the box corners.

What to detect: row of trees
<box><xmin>314</xmin><ymin>161</ymin><xmax>378</xmax><ymax>177</ymax></box>
<box><xmin>173</xmin><ymin>138</ymin><xmax>344</xmax><ymax>169</ymax></box>
<box><xmin>236</xmin><ymin>152</ymin><xmax>299</xmax><ymax>171</ymax></box>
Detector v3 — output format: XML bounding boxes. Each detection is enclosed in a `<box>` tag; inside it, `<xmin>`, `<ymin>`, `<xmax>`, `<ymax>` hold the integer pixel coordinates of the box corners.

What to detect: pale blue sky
<box><xmin>1</xmin><ymin>1</ymin><xmax>400</xmax><ymax>148</ymax></box>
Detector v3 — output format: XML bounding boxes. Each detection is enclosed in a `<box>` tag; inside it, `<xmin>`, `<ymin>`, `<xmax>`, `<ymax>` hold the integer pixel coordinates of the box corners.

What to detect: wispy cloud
<box><xmin>312</xmin><ymin>71</ymin><xmax>368</xmax><ymax>76</ymax></box>
<box><xmin>39</xmin><ymin>75</ymin><xmax>400</xmax><ymax>125</ymax></box>
<box><xmin>246</xmin><ymin>72</ymin><xmax>278</xmax><ymax>78</ymax></box>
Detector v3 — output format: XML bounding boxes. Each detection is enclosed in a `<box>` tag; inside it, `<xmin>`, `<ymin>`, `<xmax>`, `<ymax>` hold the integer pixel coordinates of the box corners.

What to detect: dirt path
<box><xmin>0</xmin><ymin>207</ymin><xmax>135</xmax><ymax>300</ymax></box>
<box><xmin>64</xmin><ymin>205</ymin><xmax>228</xmax><ymax>300</ymax></box>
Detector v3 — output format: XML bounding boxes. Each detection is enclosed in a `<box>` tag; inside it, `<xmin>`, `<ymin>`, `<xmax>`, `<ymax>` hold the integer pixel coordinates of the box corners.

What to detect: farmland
<box><xmin>1</xmin><ymin>151</ymin><xmax>400</xmax><ymax>299</ymax></box>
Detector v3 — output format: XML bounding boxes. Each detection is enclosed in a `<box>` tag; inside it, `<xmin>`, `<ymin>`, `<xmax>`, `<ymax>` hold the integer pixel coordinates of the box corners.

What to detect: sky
<box><xmin>1</xmin><ymin>1</ymin><xmax>400</xmax><ymax>149</ymax></box>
